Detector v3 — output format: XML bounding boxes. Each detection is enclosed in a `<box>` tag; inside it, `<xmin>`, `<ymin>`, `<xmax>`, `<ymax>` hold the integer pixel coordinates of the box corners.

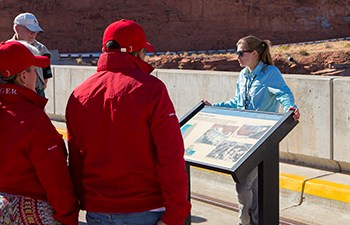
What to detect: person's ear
<box><xmin>13</xmin><ymin>24</ymin><xmax>19</xmax><ymax>33</ymax></box>
<box><xmin>17</xmin><ymin>70</ymin><xmax>28</xmax><ymax>86</ymax></box>
<box><xmin>252</xmin><ymin>50</ymin><xmax>260</xmax><ymax>60</ymax></box>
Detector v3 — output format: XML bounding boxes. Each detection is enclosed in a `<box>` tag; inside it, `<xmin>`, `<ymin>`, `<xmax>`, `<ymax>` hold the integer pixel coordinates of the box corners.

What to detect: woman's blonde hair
<box><xmin>237</xmin><ymin>35</ymin><xmax>274</xmax><ymax>65</ymax></box>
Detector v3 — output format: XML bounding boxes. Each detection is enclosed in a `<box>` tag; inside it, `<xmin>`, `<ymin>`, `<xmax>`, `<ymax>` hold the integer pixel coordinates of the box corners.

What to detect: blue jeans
<box><xmin>86</xmin><ymin>211</ymin><xmax>164</xmax><ymax>225</ymax></box>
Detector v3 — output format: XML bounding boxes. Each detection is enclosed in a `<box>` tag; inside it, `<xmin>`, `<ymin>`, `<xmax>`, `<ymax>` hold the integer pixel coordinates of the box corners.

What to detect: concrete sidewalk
<box><xmin>53</xmin><ymin>121</ymin><xmax>350</xmax><ymax>224</ymax></box>
<box><xmin>190</xmin><ymin>165</ymin><xmax>350</xmax><ymax>225</ymax></box>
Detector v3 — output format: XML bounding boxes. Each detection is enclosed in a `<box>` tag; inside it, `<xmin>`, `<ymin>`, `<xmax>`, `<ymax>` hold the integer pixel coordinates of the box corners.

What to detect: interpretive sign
<box><xmin>180</xmin><ymin>103</ymin><xmax>293</xmax><ymax>178</ymax></box>
<box><xmin>180</xmin><ymin>102</ymin><xmax>298</xmax><ymax>225</ymax></box>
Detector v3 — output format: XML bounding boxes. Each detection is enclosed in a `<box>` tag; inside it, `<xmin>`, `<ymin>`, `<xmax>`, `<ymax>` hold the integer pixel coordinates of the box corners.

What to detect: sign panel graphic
<box><xmin>181</xmin><ymin>106</ymin><xmax>284</xmax><ymax>171</ymax></box>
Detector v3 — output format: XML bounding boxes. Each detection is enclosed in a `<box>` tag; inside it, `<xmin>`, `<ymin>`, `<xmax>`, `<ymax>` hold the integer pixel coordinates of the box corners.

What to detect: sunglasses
<box><xmin>235</xmin><ymin>50</ymin><xmax>254</xmax><ymax>57</ymax></box>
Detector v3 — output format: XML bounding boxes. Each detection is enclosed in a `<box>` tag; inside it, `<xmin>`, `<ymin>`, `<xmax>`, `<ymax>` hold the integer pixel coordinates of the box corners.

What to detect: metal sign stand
<box><xmin>180</xmin><ymin>103</ymin><xmax>298</xmax><ymax>225</ymax></box>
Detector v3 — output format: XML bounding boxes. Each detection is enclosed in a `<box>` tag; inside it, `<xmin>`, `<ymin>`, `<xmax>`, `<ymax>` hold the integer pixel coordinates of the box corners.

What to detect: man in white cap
<box><xmin>8</xmin><ymin>12</ymin><xmax>52</xmax><ymax>98</ymax></box>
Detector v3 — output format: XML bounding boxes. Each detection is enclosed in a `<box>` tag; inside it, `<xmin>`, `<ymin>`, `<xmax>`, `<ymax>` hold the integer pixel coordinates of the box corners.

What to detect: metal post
<box><xmin>258</xmin><ymin>143</ymin><xmax>279</xmax><ymax>225</ymax></box>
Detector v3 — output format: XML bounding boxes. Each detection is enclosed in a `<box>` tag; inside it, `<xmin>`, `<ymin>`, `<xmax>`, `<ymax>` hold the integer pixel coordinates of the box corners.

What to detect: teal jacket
<box><xmin>213</xmin><ymin>61</ymin><xmax>296</xmax><ymax>113</ymax></box>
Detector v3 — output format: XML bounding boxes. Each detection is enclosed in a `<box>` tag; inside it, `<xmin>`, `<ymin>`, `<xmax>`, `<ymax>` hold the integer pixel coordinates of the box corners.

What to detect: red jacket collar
<box><xmin>97</xmin><ymin>52</ymin><xmax>154</xmax><ymax>74</ymax></box>
<box><xmin>0</xmin><ymin>84</ymin><xmax>47</xmax><ymax>110</ymax></box>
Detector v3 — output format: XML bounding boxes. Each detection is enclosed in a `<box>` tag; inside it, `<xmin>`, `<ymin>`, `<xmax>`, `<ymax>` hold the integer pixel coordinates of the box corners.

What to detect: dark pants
<box><xmin>36</xmin><ymin>88</ymin><xmax>45</xmax><ymax>98</ymax></box>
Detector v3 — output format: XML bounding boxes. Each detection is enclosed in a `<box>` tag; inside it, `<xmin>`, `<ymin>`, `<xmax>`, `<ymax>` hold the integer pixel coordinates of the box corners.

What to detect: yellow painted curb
<box><xmin>280</xmin><ymin>172</ymin><xmax>350</xmax><ymax>204</ymax></box>
<box><xmin>280</xmin><ymin>173</ymin><xmax>305</xmax><ymax>192</ymax></box>
<box><xmin>303</xmin><ymin>178</ymin><xmax>350</xmax><ymax>204</ymax></box>
<box><xmin>56</xmin><ymin>127</ymin><xmax>67</xmax><ymax>139</ymax></box>
<box><xmin>55</xmin><ymin>127</ymin><xmax>350</xmax><ymax>204</ymax></box>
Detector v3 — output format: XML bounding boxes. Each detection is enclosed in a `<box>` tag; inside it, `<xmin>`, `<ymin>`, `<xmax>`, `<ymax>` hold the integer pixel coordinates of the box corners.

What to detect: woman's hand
<box><xmin>288</xmin><ymin>106</ymin><xmax>300</xmax><ymax>121</ymax></box>
<box><xmin>201</xmin><ymin>99</ymin><xmax>212</xmax><ymax>106</ymax></box>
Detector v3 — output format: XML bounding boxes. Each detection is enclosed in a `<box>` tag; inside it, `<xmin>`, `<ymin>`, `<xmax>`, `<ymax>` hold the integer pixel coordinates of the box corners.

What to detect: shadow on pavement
<box><xmin>191</xmin><ymin>215</ymin><xmax>207</xmax><ymax>223</ymax></box>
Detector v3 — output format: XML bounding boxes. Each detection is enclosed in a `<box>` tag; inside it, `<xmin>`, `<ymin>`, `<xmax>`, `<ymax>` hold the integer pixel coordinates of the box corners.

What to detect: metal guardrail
<box><xmin>58</xmin><ymin>37</ymin><xmax>350</xmax><ymax>59</ymax></box>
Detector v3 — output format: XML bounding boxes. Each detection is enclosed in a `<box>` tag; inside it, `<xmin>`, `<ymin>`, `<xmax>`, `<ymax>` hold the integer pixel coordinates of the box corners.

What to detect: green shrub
<box><xmin>278</xmin><ymin>45</ymin><xmax>289</xmax><ymax>51</ymax></box>
<box><xmin>299</xmin><ymin>49</ymin><xmax>309</xmax><ymax>56</ymax></box>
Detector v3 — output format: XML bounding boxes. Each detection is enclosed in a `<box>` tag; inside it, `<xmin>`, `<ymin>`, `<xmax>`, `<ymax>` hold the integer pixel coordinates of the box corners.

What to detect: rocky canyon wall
<box><xmin>0</xmin><ymin>0</ymin><xmax>349</xmax><ymax>53</ymax></box>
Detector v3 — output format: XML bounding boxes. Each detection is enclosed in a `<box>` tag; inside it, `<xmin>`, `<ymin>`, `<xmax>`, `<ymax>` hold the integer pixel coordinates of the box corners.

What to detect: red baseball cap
<box><xmin>0</xmin><ymin>41</ymin><xmax>50</xmax><ymax>78</ymax></box>
<box><xmin>102</xmin><ymin>19</ymin><xmax>155</xmax><ymax>53</ymax></box>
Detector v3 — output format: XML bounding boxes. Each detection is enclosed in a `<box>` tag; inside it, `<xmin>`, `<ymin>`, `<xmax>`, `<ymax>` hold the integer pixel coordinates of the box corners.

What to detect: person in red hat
<box><xmin>0</xmin><ymin>41</ymin><xmax>79</xmax><ymax>225</ymax></box>
<box><xmin>66</xmin><ymin>19</ymin><xmax>191</xmax><ymax>225</ymax></box>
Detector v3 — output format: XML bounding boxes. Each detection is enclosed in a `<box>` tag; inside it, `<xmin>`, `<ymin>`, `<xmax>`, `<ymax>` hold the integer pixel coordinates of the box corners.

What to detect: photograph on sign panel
<box><xmin>235</xmin><ymin>124</ymin><xmax>271</xmax><ymax>139</ymax></box>
<box><xmin>195</xmin><ymin>123</ymin><xmax>239</xmax><ymax>146</ymax></box>
<box><xmin>206</xmin><ymin>140</ymin><xmax>252</xmax><ymax>163</ymax></box>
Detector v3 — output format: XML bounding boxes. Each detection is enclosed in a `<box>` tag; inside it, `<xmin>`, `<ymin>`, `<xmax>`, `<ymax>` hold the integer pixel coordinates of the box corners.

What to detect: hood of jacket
<box><xmin>97</xmin><ymin>51</ymin><xmax>154</xmax><ymax>75</ymax></box>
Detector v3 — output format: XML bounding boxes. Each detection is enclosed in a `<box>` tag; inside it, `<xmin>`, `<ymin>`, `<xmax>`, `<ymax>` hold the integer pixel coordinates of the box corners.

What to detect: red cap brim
<box><xmin>145</xmin><ymin>42</ymin><xmax>155</xmax><ymax>52</ymax></box>
<box><xmin>34</xmin><ymin>55</ymin><xmax>50</xmax><ymax>68</ymax></box>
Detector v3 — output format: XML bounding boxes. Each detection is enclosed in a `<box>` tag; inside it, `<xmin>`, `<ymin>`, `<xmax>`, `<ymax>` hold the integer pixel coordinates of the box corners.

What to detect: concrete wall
<box><xmin>281</xmin><ymin>75</ymin><xmax>333</xmax><ymax>159</ymax></box>
<box><xmin>333</xmin><ymin>78</ymin><xmax>350</xmax><ymax>164</ymax></box>
<box><xmin>47</xmin><ymin>65</ymin><xmax>350</xmax><ymax>172</ymax></box>
<box><xmin>46</xmin><ymin>66</ymin><xmax>96</xmax><ymax>116</ymax></box>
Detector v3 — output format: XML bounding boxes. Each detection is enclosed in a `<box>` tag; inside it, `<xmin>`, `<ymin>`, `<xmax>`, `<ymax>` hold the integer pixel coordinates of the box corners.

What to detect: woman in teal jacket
<box><xmin>204</xmin><ymin>35</ymin><xmax>300</xmax><ymax>225</ymax></box>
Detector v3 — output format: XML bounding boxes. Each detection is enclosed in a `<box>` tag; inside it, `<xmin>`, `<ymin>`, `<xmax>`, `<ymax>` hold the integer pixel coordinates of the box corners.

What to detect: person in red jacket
<box><xmin>0</xmin><ymin>41</ymin><xmax>79</xmax><ymax>225</ymax></box>
<box><xmin>66</xmin><ymin>19</ymin><xmax>191</xmax><ymax>225</ymax></box>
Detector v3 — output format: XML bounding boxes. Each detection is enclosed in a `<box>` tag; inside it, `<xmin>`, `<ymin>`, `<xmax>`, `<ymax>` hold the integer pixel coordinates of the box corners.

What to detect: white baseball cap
<box><xmin>14</xmin><ymin>12</ymin><xmax>43</xmax><ymax>32</ymax></box>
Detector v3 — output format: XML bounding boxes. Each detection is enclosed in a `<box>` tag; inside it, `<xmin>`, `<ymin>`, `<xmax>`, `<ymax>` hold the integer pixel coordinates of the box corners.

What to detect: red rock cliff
<box><xmin>0</xmin><ymin>0</ymin><xmax>349</xmax><ymax>53</ymax></box>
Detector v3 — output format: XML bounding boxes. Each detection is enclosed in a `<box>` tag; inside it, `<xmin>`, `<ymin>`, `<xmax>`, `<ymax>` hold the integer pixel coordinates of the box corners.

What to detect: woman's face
<box><xmin>236</xmin><ymin>43</ymin><xmax>257</xmax><ymax>69</ymax></box>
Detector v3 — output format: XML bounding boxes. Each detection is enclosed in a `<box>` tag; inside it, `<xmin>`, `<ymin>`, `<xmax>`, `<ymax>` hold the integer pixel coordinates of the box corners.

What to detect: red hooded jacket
<box><xmin>66</xmin><ymin>52</ymin><xmax>191</xmax><ymax>225</ymax></box>
<box><xmin>0</xmin><ymin>84</ymin><xmax>79</xmax><ymax>225</ymax></box>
